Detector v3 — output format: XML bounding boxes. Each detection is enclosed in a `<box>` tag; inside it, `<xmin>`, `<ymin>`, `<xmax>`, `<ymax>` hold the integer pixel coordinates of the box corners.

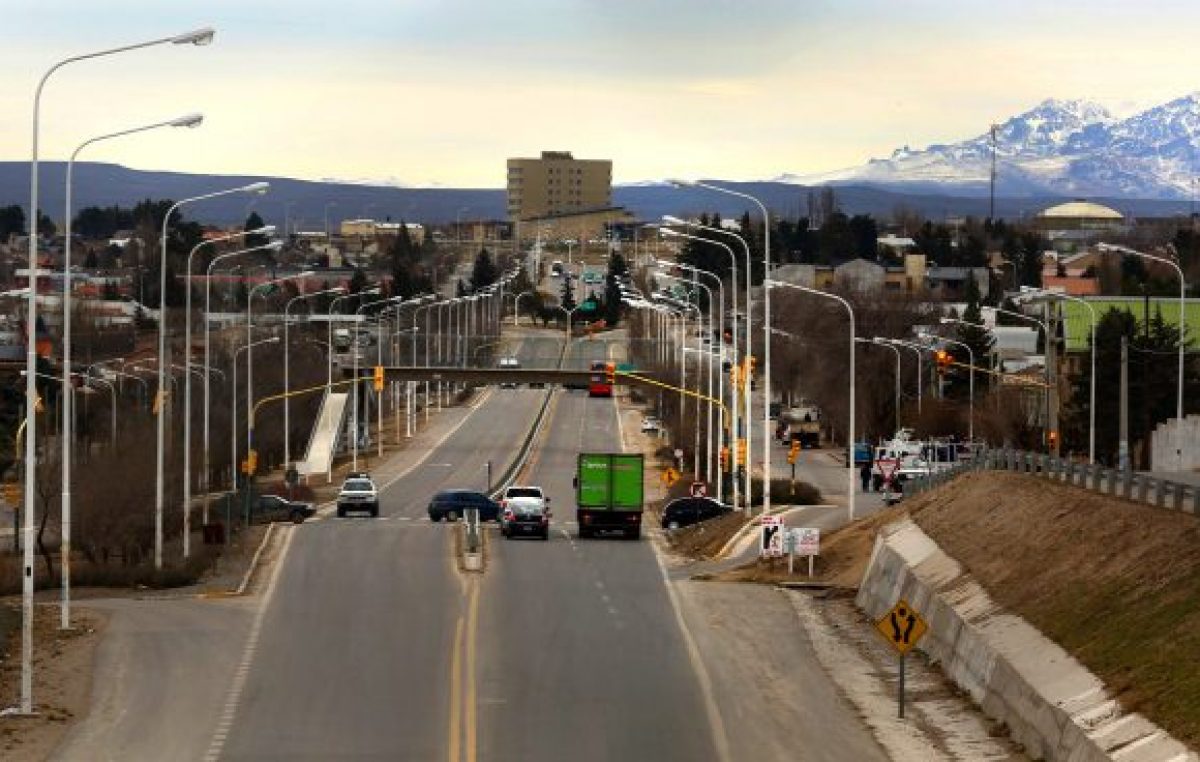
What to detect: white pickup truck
<box><xmin>499</xmin><ymin>485</ymin><xmax>550</xmax><ymax>539</ymax></box>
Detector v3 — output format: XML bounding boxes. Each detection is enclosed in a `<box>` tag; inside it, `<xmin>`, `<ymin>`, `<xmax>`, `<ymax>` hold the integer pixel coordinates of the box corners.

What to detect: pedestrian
<box><xmin>860</xmin><ymin>462</ymin><xmax>872</xmax><ymax>492</ymax></box>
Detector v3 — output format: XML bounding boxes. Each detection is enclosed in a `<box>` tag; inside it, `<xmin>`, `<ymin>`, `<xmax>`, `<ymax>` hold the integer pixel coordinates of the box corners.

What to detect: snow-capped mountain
<box><xmin>779</xmin><ymin>94</ymin><xmax>1200</xmax><ymax>199</ymax></box>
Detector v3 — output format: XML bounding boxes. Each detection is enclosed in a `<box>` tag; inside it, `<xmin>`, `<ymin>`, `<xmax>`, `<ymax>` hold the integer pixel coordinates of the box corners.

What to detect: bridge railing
<box><xmin>904</xmin><ymin>448</ymin><xmax>1200</xmax><ymax>517</ymax></box>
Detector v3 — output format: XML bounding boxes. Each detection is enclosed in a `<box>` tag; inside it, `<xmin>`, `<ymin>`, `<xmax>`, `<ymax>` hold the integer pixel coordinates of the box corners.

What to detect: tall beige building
<box><xmin>506</xmin><ymin>151</ymin><xmax>612</xmax><ymax>221</ymax></box>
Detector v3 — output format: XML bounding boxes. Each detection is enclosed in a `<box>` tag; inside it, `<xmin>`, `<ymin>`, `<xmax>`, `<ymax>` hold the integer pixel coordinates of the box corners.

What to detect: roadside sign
<box><xmin>875</xmin><ymin>598</ymin><xmax>928</xmax><ymax>656</ymax></box>
<box><xmin>661</xmin><ymin>467</ymin><xmax>681</xmax><ymax>487</ymax></box>
<box><xmin>789</xmin><ymin>527</ymin><xmax>820</xmax><ymax>556</ymax></box>
<box><xmin>876</xmin><ymin>598</ymin><xmax>929</xmax><ymax>719</ymax></box>
<box><xmin>673</xmin><ymin>448</ymin><xmax>683</xmax><ymax>460</ymax></box>
<box><xmin>689</xmin><ymin>481</ymin><xmax>707</xmax><ymax>498</ymax></box>
<box><xmin>759</xmin><ymin>515</ymin><xmax>785</xmax><ymax>558</ymax></box>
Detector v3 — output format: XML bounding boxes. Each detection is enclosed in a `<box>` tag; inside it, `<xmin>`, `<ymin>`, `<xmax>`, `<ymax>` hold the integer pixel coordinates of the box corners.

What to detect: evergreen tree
<box><xmin>848</xmin><ymin>215</ymin><xmax>878</xmax><ymax>260</ymax></box>
<box><xmin>560</xmin><ymin>269</ymin><xmax>576</xmax><ymax>312</ymax></box>
<box><xmin>951</xmin><ymin>276</ymin><xmax>995</xmax><ymax>397</ymax></box>
<box><xmin>1062</xmin><ymin>307</ymin><xmax>1193</xmax><ymax>465</ymax></box>
<box><xmin>603</xmin><ymin>251</ymin><xmax>628</xmax><ymax>327</ymax></box>
<box><xmin>470</xmin><ymin>247</ymin><xmax>498</xmax><ymax>292</ymax></box>
<box><xmin>244</xmin><ymin>212</ymin><xmax>269</xmax><ymax>249</ymax></box>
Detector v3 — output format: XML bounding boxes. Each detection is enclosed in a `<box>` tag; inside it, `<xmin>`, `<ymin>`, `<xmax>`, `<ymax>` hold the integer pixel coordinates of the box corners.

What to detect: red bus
<box><xmin>588</xmin><ymin>361</ymin><xmax>613</xmax><ymax>398</ymax></box>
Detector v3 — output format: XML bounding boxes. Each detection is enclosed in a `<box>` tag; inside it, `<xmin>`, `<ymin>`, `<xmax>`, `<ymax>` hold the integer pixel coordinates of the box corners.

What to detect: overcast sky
<box><xmin>2</xmin><ymin>0</ymin><xmax>1198</xmax><ymax>187</ymax></box>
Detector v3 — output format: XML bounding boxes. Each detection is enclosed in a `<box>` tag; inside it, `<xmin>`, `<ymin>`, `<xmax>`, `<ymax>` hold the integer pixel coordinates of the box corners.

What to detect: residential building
<box><xmin>507</xmin><ymin>151</ymin><xmax>612</xmax><ymax>222</ymax></box>
<box><xmin>770</xmin><ymin>254</ymin><xmax>987</xmax><ymax>299</ymax></box>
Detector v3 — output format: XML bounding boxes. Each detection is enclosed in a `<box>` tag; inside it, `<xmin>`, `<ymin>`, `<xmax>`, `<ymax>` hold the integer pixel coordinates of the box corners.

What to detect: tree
<box><xmin>0</xmin><ymin>204</ymin><xmax>25</xmax><ymax>238</ymax></box>
<box><xmin>348</xmin><ymin>267</ymin><xmax>368</xmax><ymax>295</ymax></box>
<box><xmin>37</xmin><ymin>209</ymin><xmax>57</xmax><ymax>238</ymax></box>
<box><xmin>470</xmin><ymin>247</ymin><xmax>498</xmax><ymax>292</ymax></box>
<box><xmin>603</xmin><ymin>251</ymin><xmax>627</xmax><ymax>327</ymax></box>
<box><xmin>244</xmin><ymin>212</ymin><xmax>269</xmax><ymax>249</ymax></box>
<box><xmin>848</xmin><ymin>214</ymin><xmax>878</xmax><ymax>260</ymax></box>
<box><xmin>560</xmin><ymin>269</ymin><xmax>576</xmax><ymax>312</ymax></box>
<box><xmin>1062</xmin><ymin>307</ymin><xmax>1193</xmax><ymax>466</ymax></box>
<box><xmin>951</xmin><ymin>276</ymin><xmax>995</xmax><ymax>399</ymax></box>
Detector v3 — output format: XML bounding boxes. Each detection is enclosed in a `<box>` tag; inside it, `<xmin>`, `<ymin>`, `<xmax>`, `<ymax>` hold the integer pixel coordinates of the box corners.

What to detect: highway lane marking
<box><xmin>448</xmin><ymin>614</ymin><xmax>464</xmax><ymax>762</ymax></box>
<box><xmin>203</xmin><ymin>525</ymin><xmax>296</xmax><ymax>762</ymax></box>
<box><xmin>466</xmin><ymin>580</ymin><xmax>480</xmax><ymax>762</ymax></box>
<box><xmin>446</xmin><ymin>580</ymin><xmax>481</xmax><ymax>762</ymax></box>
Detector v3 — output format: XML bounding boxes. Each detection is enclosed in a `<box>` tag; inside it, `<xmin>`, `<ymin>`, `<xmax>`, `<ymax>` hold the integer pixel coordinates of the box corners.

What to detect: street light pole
<box><xmin>1015</xmin><ymin>288</ymin><xmax>1098</xmax><ymax>463</ymax></box>
<box><xmin>17</xmin><ymin>24</ymin><xmax>215</xmax><ymax>716</ymax></box>
<box><xmin>232</xmin><ymin>337</ymin><xmax>278</xmax><ymax>490</ymax></box>
<box><xmin>246</xmin><ymin>271</ymin><xmax>312</xmax><ymax>475</ymax></box>
<box><xmin>669</xmin><ymin>184</ymin><xmax>772</xmax><ymax>512</ymax></box>
<box><xmin>919</xmin><ymin>332</ymin><xmax>975</xmax><ymax>442</ymax></box>
<box><xmin>155</xmin><ymin>181</ymin><xmax>268</xmax><ymax>571</ymax></box>
<box><xmin>766</xmin><ymin>280</ymin><xmax>855</xmax><ymax>521</ymax></box>
<box><xmin>881</xmin><ymin>338</ymin><xmax>927</xmax><ymax>416</ymax></box>
<box><xmin>202</xmin><ymin>240</ymin><xmax>282</xmax><ymax>528</ymax></box>
<box><xmin>858</xmin><ymin>338</ymin><xmax>902</xmax><ymax>432</ymax></box>
<box><xmin>1098</xmin><ymin>243</ymin><xmax>1187</xmax><ymax>469</ymax></box>
<box><xmin>60</xmin><ymin>112</ymin><xmax>203</xmax><ymax>625</ymax></box>
<box><xmin>184</xmin><ymin>228</ymin><xmax>275</xmax><ymax>558</ymax></box>
<box><xmin>663</xmin><ymin>216</ymin><xmax>753</xmax><ymax>511</ymax></box>
<box><xmin>284</xmin><ymin>286</ymin><xmax>345</xmax><ymax>466</ymax></box>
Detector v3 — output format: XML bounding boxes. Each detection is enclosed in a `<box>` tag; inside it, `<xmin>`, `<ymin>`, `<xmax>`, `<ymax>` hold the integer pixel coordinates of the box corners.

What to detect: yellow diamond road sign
<box><xmin>875</xmin><ymin>598</ymin><xmax>928</xmax><ymax>655</ymax></box>
<box><xmin>661</xmin><ymin>467</ymin><xmax>681</xmax><ymax>487</ymax></box>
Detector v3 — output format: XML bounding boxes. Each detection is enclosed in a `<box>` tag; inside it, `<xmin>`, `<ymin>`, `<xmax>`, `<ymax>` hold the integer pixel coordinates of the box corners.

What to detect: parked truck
<box><xmin>574</xmin><ymin>453</ymin><xmax>644</xmax><ymax>539</ymax></box>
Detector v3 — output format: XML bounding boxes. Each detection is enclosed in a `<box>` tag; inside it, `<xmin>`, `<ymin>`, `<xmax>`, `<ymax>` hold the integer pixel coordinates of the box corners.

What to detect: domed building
<box><xmin>1035</xmin><ymin>199</ymin><xmax>1126</xmax><ymax>246</ymax></box>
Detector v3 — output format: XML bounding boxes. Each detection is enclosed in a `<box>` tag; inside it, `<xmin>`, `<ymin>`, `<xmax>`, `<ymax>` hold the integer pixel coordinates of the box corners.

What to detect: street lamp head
<box><xmin>242</xmin><ymin>181</ymin><xmax>270</xmax><ymax>195</ymax></box>
<box><xmin>872</xmin><ymin>336</ymin><xmax>890</xmax><ymax>343</ymax></box>
<box><xmin>938</xmin><ymin>317</ymin><xmax>956</xmax><ymax>325</ymax></box>
<box><xmin>266</xmin><ymin>240</ymin><xmax>284</xmax><ymax>251</ymax></box>
<box><xmin>169</xmin><ymin>112</ymin><xmax>204</xmax><ymax>128</ymax></box>
<box><xmin>249</xmin><ymin>224</ymin><xmax>277</xmax><ymax>236</ymax></box>
<box><xmin>661</xmin><ymin>215</ymin><xmax>687</xmax><ymax>225</ymax></box>
<box><xmin>667</xmin><ymin>178</ymin><xmax>696</xmax><ymax>188</ymax></box>
<box><xmin>172</xmin><ymin>27</ymin><xmax>216</xmax><ymax>46</ymax></box>
<box><xmin>763</xmin><ymin>279</ymin><xmax>781</xmax><ymax>289</ymax></box>
<box><xmin>297</xmin><ymin>270</ymin><xmax>315</xmax><ymax>278</ymax></box>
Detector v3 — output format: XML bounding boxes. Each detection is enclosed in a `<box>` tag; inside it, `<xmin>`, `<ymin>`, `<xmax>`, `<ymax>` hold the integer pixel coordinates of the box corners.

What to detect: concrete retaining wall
<box><xmin>1151</xmin><ymin>414</ymin><xmax>1200</xmax><ymax>472</ymax></box>
<box><xmin>857</xmin><ymin>518</ymin><xmax>1196</xmax><ymax>762</ymax></box>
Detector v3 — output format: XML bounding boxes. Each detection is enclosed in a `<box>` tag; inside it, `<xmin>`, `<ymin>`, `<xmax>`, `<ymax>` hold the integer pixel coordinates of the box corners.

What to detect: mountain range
<box><xmin>780</xmin><ymin>94</ymin><xmax>1200</xmax><ymax>200</ymax></box>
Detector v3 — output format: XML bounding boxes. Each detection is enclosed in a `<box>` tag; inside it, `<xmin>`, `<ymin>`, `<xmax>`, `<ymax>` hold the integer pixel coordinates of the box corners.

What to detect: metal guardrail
<box><xmin>905</xmin><ymin>448</ymin><xmax>1200</xmax><ymax>516</ymax></box>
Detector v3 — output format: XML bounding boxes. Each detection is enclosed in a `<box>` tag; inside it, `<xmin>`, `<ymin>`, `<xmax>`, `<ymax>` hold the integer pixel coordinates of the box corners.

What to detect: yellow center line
<box><xmin>448</xmin><ymin>614</ymin><xmax>464</xmax><ymax>762</ymax></box>
<box><xmin>465</xmin><ymin>580</ymin><xmax>480</xmax><ymax>762</ymax></box>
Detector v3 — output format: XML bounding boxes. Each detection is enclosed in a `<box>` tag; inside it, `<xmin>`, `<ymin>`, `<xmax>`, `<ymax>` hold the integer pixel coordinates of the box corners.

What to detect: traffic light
<box><xmin>152</xmin><ymin>390</ymin><xmax>167</xmax><ymax>415</ymax></box>
<box><xmin>745</xmin><ymin>355</ymin><xmax>756</xmax><ymax>378</ymax></box>
<box><xmin>788</xmin><ymin>440</ymin><xmax>800</xmax><ymax>464</ymax></box>
<box><xmin>729</xmin><ymin>364</ymin><xmax>740</xmax><ymax>390</ymax></box>
<box><xmin>605</xmin><ymin>362</ymin><xmax>615</xmax><ymax>385</ymax></box>
<box><xmin>1048</xmin><ymin>430</ymin><xmax>1058</xmax><ymax>449</ymax></box>
<box><xmin>935</xmin><ymin>350</ymin><xmax>951</xmax><ymax>374</ymax></box>
<box><xmin>735</xmin><ymin>438</ymin><xmax>747</xmax><ymax>466</ymax></box>
<box><xmin>242</xmin><ymin>449</ymin><xmax>258</xmax><ymax>475</ymax></box>
<box><xmin>373</xmin><ymin>365</ymin><xmax>385</xmax><ymax>392</ymax></box>
<box><xmin>720</xmin><ymin>446</ymin><xmax>731</xmax><ymax>471</ymax></box>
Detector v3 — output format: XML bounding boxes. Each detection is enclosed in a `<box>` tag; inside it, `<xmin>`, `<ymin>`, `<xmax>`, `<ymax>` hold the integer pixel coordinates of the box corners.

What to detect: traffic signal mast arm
<box><xmin>939</xmin><ymin>355</ymin><xmax>1051</xmax><ymax>389</ymax></box>
<box><xmin>615</xmin><ymin>370</ymin><xmax>731</xmax><ymax>431</ymax></box>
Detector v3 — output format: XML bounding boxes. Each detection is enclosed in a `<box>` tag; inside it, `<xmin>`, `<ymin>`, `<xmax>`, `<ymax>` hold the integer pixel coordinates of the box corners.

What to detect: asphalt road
<box><xmin>477</xmin><ymin>380</ymin><xmax>721</xmax><ymax>760</ymax></box>
<box><xmin>216</xmin><ymin>386</ymin><xmax>546</xmax><ymax>760</ymax></box>
<box><xmin>56</xmin><ymin>330</ymin><xmax>723</xmax><ymax>761</ymax></box>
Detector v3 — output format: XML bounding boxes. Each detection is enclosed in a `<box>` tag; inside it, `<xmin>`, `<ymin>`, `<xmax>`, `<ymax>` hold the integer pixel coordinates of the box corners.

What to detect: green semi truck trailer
<box><xmin>574</xmin><ymin>453</ymin><xmax>645</xmax><ymax>539</ymax></box>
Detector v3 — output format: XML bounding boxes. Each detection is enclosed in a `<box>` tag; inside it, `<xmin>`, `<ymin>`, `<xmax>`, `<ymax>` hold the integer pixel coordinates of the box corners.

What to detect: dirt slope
<box><xmin>905</xmin><ymin>471</ymin><xmax>1200</xmax><ymax>749</ymax></box>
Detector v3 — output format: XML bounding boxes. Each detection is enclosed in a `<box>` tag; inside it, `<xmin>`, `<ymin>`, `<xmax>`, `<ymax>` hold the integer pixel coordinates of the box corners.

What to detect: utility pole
<box><xmin>1119</xmin><ymin>335</ymin><xmax>1130</xmax><ymax>471</ymax></box>
<box><xmin>1046</xmin><ymin>301</ymin><xmax>1060</xmax><ymax>455</ymax></box>
<box><xmin>989</xmin><ymin>124</ymin><xmax>999</xmax><ymax>221</ymax></box>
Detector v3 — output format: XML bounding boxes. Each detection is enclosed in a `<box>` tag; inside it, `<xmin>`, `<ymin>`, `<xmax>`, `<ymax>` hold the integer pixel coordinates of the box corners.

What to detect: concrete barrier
<box><xmin>857</xmin><ymin>518</ymin><xmax>1197</xmax><ymax>762</ymax></box>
